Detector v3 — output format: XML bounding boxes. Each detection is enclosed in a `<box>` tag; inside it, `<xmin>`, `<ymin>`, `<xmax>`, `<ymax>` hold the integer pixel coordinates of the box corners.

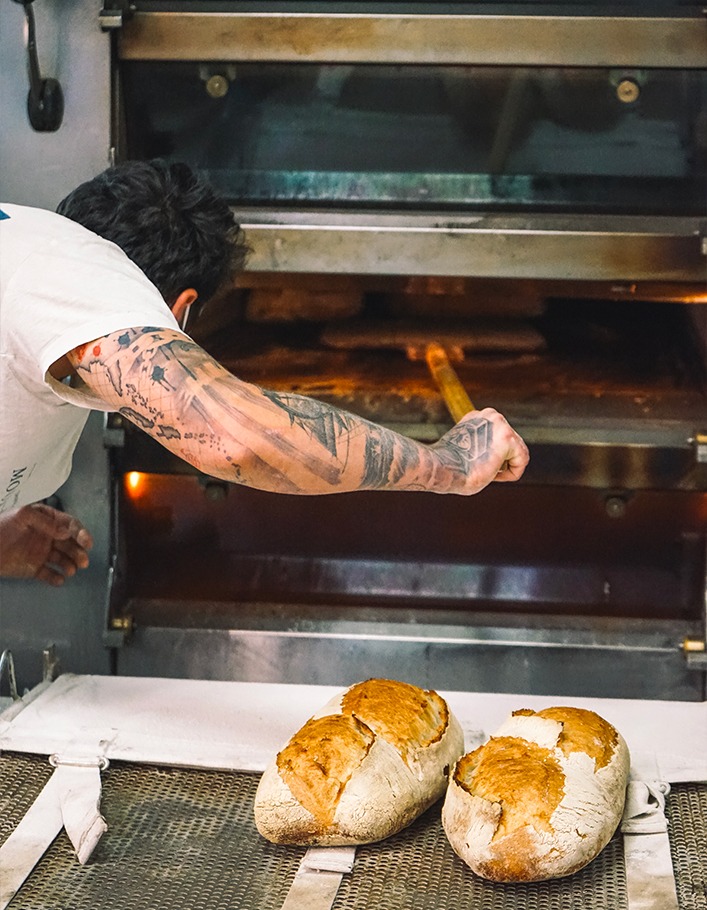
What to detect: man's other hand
<box><xmin>0</xmin><ymin>503</ymin><xmax>93</xmax><ymax>586</ymax></box>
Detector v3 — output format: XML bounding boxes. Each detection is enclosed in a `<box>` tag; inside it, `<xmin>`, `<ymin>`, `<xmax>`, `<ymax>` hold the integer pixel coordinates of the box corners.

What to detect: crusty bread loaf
<box><xmin>441</xmin><ymin>706</ymin><xmax>630</xmax><ymax>882</ymax></box>
<box><xmin>254</xmin><ymin>678</ymin><xmax>464</xmax><ymax>846</ymax></box>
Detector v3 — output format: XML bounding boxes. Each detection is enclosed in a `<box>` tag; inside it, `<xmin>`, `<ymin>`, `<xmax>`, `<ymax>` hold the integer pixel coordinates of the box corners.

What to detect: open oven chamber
<box><xmin>102</xmin><ymin>0</ymin><xmax>707</xmax><ymax>700</ymax></box>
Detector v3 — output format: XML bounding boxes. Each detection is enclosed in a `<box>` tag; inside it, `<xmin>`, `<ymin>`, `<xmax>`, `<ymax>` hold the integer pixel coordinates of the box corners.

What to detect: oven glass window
<box><xmin>121</xmin><ymin>63</ymin><xmax>706</xmax><ymax>214</ymax></box>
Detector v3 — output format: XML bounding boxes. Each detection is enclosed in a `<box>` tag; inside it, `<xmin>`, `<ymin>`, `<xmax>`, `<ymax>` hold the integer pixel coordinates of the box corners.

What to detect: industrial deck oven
<box><xmin>92</xmin><ymin>0</ymin><xmax>707</xmax><ymax>701</ymax></box>
<box><xmin>1</xmin><ymin>2</ymin><xmax>707</xmax><ymax>908</ymax></box>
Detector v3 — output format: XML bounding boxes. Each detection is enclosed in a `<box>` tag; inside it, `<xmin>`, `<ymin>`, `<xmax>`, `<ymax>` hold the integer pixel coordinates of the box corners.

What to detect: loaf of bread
<box><xmin>254</xmin><ymin>678</ymin><xmax>464</xmax><ymax>845</ymax></box>
<box><xmin>442</xmin><ymin>706</ymin><xmax>630</xmax><ymax>882</ymax></box>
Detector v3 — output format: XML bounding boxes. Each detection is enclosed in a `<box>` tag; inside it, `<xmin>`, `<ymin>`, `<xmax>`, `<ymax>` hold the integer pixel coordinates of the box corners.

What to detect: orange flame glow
<box><xmin>125</xmin><ymin>471</ymin><xmax>146</xmax><ymax>496</ymax></box>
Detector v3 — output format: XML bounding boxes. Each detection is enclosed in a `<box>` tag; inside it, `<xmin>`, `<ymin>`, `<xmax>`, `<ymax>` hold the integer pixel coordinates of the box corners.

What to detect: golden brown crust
<box><xmin>474</xmin><ymin>827</ymin><xmax>555</xmax><ymax>883</ymax></box>
<box><xmin>258</xmin><ymin>678</ymin><xmax>462</xmax><ymax>846</ymax></box>
<box><xmin>454</xmin><ymin>736</ymin><xmax>566</xmax><ymax>841</ymax></box>
<box><xmin>536</xmin><ymin>706</ymin><xmax>618</xmax><ymax>770</ymax></box>
<box><xmin>443</xmin><ymin>705</ymin><xmax>630</xmax><ymax>883</ymax></box>
<box><xmin>276</xmin><ymin>714</ymin><xmax>375</xmax><ymax>827</ymax></box>
<box><xmin>341</xmin><ymin>678</ymin><xmax>448</xmax><ymax>765</ymax></box>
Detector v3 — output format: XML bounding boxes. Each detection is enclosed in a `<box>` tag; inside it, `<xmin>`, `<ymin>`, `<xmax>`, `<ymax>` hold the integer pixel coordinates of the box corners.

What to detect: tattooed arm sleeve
<box><xmin>67</xmin><ymin>327</ymin><xmax>528</xmax><ymax>495</ymax></box>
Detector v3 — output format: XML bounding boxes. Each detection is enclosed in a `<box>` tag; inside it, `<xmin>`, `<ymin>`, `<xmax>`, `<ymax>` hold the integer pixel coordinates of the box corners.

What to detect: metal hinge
<box><xmin>99</xmin><ymin>1</ymin><xmax>134</xmax><ymax>31</ymax></box>
<box><xmin>683</xmin><ymin>537</ymin><xmax>707</xmax><ymax>671</ymax></box>
<box><xmin>103</xmin><ymin>558</ymin><xmax>134</xmax><ymax>647</ymax></box>
<box><xmin>683</xmin><ymin>637</ymin><xmax>707</xmax><ymax>670</ymax></box>
<box><xmin>693</xmin><ymin>432</ymin><xmax>707</xmax><ymax>464</ymax></box>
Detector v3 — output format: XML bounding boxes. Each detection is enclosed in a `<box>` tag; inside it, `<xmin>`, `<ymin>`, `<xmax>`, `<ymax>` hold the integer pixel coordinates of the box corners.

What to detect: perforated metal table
<box><xmin>1</xmin><ymin>753</ymin><xmax>705</xmax><ymax>910</ymax></box>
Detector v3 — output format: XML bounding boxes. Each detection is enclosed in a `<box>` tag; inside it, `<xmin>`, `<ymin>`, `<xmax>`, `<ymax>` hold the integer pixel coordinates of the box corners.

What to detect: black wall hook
<box><xmin>12</xmin><ymin>0</ymin><xmax>64</xmax><ymax>132</ymax></box>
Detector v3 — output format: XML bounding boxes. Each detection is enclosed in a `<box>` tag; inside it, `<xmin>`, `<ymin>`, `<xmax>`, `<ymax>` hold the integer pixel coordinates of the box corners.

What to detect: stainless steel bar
<box><xmin>118</xmin><ymin>11</ymin><xmax>707</xmax><ymax>69</ymax></box>
<box><xmin>230</xmin><ymin>211</ymin><xmax>705</xmax><ymax>281</ymax></box>
<box><xmin>116</xmin><ymin>622</ymin><xmax>704</xmax><ymax>700</ymax></box>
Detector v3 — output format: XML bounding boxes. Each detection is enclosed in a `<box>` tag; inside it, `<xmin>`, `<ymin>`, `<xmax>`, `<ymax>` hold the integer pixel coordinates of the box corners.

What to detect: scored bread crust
<box><xmin>441</xmin><ymin>706</ymin><xmax>630</xmax><ymax>882</ymax></box>
<box><xmin>254</xmin><ymin>678</ymin><xmax>465</xmax><ymax>845</ymax></box>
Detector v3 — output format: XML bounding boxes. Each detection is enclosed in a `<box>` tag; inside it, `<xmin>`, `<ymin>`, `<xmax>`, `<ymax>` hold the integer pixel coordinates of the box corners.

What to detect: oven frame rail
<box><xmin>228</xmin><ymin>210</ymin><xmax>707</xmax><ymax>282</ymax></box>
<box><xmin>108</xmin><ymin>599</ymin><xmax>707</xmax><ymax>702</ymax></box>
<box><xmin>117</xmin><ymin>5</ymin><xmax>707</xmax><ymax>70</ymax></box>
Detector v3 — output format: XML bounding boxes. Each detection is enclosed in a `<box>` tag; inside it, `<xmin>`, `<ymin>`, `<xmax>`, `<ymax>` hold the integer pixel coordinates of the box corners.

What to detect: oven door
<box><xmin>115</xmin><ymin>1</ymin><xmax>707</xmax><ymax>280</ymax></box>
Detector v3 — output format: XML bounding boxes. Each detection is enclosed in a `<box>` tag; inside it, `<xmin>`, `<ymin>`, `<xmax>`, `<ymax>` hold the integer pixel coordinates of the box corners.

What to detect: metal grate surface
<box><xmin>1</xmin><ymin>753</ymin><xmax>705</xmax><ymax>910</ymax></box>
<box><xmin>666</xmin><ymin>783</ymin><xmax>707</xmax><ymax>910</ymax></box>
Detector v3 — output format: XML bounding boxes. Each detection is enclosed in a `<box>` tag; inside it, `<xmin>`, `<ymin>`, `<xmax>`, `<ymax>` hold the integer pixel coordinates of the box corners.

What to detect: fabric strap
<box><xmin>621</xmin><ymin>779</ymin><xmax>679</xmax><ymax>910</ymax></box>
<box><xmin>0</xmin><ymin>756</ymin><xmax>107</xmax><ymax>909</ymax></box>
<box><xmin>279</xmin><ymin>846</ymin><xmax>356</xmax><ymax>910</ymax></box>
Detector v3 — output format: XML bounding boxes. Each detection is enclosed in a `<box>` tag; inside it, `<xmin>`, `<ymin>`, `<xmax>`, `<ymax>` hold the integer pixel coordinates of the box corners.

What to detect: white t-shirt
<box><xmin>0</xmin><ymin>203</ymin><xmax>181</xmax><ymax>512</ymax></box>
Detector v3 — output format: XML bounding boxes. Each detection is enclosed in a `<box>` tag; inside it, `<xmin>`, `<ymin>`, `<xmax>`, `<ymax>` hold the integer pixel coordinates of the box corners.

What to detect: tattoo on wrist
<box><xmin>438</xmin><ymin>417</ymin><xmax>492</xmax><ymax>469</ymax></box>
<box><xmin>361</xmin><ymin>431</ymin><xmax>425</xmax><ymax>489</ymax></box>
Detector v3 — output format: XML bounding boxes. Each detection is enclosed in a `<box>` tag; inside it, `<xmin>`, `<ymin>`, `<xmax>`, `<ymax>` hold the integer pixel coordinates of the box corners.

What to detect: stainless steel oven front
<box><xmin>104</xmin><ymin>0</ymin><xmax>707</xmax><ymax>701</ymax></box>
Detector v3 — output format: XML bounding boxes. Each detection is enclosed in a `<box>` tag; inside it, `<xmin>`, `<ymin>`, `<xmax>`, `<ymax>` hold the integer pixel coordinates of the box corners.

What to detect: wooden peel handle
<box><xmin>426</xmin><ymin>342</ymin><xmax>511</xmax><ymax>475</ymax></box>
<box><xmin>424</xmin><ymin>342</ymin><xmax>475</xmax><ymax>423</ymax></box>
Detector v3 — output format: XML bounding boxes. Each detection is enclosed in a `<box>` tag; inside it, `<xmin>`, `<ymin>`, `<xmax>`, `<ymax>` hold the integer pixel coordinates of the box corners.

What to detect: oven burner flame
<box><xmin>125</xmin><ymin>471</ymin><xmax>147</xmax><ymax>497</ymax></box>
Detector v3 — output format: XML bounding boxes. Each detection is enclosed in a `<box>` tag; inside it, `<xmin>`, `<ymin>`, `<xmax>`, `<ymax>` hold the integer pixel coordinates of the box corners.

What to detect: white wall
<box><xmin>0</xmin><ymin>0</ymin><xmax>111</xmax><ymax>209</ymax></box>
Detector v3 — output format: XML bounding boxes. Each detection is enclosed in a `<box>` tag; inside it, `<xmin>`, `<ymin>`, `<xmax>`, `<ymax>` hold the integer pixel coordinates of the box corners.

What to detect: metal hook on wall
<box><xmin>11</xmin><ymin>0</ymin><xmax>64</xmax><ymax>132</ymax></box>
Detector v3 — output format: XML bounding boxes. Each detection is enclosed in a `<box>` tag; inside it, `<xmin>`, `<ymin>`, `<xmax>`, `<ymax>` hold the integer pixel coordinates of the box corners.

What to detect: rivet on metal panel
<box><xmin>205</xmin><ymin>75</ymin><xmax>229</xmax><ymax>98</ymax></box>
<box><xmin>605</xmin><ymin>496</ymin><xmax>628</xmax><ymax>518</ymax></box>
<box><xmin>616</xmin><ymin>78</ymin><xmax>641</xmax><ymax>104</ymax></box>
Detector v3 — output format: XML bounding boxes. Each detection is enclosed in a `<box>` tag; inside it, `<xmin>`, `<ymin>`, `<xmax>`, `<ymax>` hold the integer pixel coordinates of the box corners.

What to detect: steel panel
<box><xmin>119</xmin><ymin>10</ymin><xmax>707</xmax><ymax>69</ymax></box>
<box><xmin>115</xmin><ymin>619</ymin><xmax>705</xmax><ymax>701</ymax></box>
<box><xmin>230</xmin><ymin>211</ymin><xmax>706</xmax><ymax>280</ymax></box>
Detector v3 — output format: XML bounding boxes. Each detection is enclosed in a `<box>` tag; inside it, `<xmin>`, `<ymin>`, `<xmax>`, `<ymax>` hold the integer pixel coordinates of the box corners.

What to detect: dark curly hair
<box><xmin>56</xmin><ymin>160</ymin><xmax>248</xmax><ymax>303</ymax></box>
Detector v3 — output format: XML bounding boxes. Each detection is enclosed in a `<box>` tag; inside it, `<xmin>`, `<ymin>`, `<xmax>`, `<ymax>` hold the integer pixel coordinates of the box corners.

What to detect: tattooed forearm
<box><xmin>68</xmin><ymin>326</ymin><xmax>527</xmax><ymax>495</ymax></box>
<box><xmin>260</xmin><ymin>389</ymin><xmax>357</xmax><ymax>459</ymax></box>
<box><xmin>262</xmin><ymin>390</ymin><xmax>428</xmax><ymax>490</ymax></box>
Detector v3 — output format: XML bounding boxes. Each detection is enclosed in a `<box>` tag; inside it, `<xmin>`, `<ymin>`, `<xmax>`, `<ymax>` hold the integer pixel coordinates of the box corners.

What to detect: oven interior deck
<box><xmin>191</xmin><ymin>282</ymin><xmax>707</xmax><ymax>433</ymax></box>
<box><xmin>106</xmin><ymin>279</ymin><xmax>707</xmax><ymax>699</ymax></box>
<box><xmin>115</xmin><ymin>282</ymin><xmax>707</xmax><ymax>621</ymax></box>
<box><xmin>1</xmin><ymin>753</ymin><xmax>705</xmax><ymax>910</ymax></box>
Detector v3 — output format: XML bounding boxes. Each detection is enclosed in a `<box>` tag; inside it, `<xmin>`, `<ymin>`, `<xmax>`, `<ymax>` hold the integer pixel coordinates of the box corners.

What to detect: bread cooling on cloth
<box><xmin>254</xmin><ymin>678</ymin><xmax>464</xmax><ymax>845</ymax></box>
<box><xmin>442</xmin><ymin>706</ymin><xmax>630</xmax><ymax>882</ymax></box>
